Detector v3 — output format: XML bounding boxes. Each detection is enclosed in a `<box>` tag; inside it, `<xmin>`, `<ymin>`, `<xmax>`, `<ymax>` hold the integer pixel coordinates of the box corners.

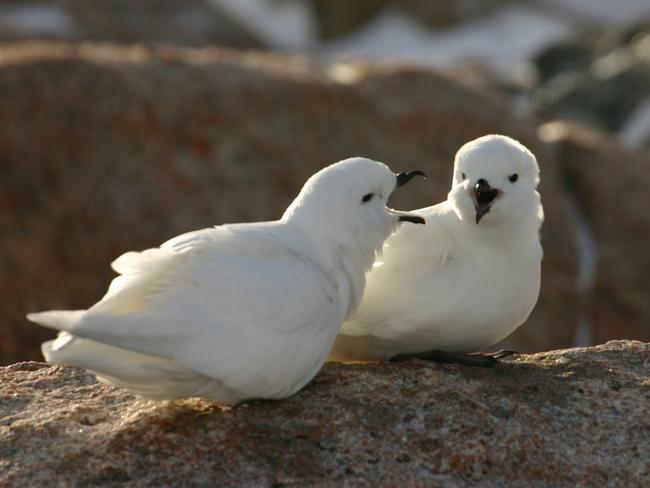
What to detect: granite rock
<box><xmin>1</xmin><ymin>341</ymin><xmax>648</xmax><ymax>486</ymax></box>
<box><xmin>0</xmin><ymin>0</ymin><xmax>263</xmax><ymax>48</ymax></box>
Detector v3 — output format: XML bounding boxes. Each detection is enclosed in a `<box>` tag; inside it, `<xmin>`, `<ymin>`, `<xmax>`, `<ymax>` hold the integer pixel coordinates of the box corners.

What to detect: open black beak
<box><xmin>389</xmin><ymin>209</ymin><xmax>425</xmax><ymax>225</ymax></box>
<box><xmin>473</xmin><ymin>179</ymin><xmax>499</xmax><ymax>224</ymax></box>
<box><xmin>396</xmin><ymin>170</ymin><xmax>426</xmax><ymax>188</ymax></box>
<box><xmin>398</xmin><ymin>214</ymin><xmax>425</xmax><ymax>225</ymax></box>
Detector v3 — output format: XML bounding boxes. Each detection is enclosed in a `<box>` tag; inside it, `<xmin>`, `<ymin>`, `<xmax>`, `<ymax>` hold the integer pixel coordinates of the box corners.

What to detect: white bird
<box><xmin>28</xmin><ymin>158</ymin><xmax>425</xmax><ymax>403</ymax></box>
<box><xmin>330</xmin><ymin>135</ymin><xmax>544</xmax><ymax>366</ymax></box>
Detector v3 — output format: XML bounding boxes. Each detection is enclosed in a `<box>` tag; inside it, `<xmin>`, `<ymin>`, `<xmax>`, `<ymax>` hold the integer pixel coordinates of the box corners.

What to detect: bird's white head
<box><xmin>448</xmin><ymin>135</ymin><xmax>543</xmax><ymax>231</ymax></box>
<box><xmin>283</xmin><ymin>157</ymin><xmax>425</xmax><ymax>272</ymax></box>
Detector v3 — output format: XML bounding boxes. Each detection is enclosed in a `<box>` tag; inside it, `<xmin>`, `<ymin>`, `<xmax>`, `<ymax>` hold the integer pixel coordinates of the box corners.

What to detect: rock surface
<box><xmin>0</xmin><ymin>41</ymin><xmax>577</xmax><ymax>364</ymax></box>
<box><xmin>0</xmin><ymin>0</ymin><xmax>263</xmax><ymax>48</ymax></box>
<box><xmin>308</xmin><ymin>0</ymin><xmax>505</xmax><ymax>39</ymax></box>
<box><xmin>1</xmin><ymin>341</ymin><xmax>649</xmax><ymax>486</ymax></box>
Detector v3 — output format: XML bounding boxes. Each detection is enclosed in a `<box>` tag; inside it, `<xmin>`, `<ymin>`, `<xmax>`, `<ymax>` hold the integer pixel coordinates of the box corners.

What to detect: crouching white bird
<box><xmin>330</xmin><ymin>135</ymin><xmax>544</xmax><ymax>367</ymax></box>
<box><xmin>28</xmin><ymin>158</ymin><xmax>425</xmax><ymax>403</ymax></box>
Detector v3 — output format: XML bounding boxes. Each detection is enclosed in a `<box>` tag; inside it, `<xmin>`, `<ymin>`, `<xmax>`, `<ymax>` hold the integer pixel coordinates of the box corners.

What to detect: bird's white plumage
<box><xmin>29</xmin><ymin>157</ymin><xmax>419</xmax><ymax>404</ymax></box>
<box><xmin>330</xmin><ymin>135</ymin><xmax>544</xmax><ymax>361</ymax></box>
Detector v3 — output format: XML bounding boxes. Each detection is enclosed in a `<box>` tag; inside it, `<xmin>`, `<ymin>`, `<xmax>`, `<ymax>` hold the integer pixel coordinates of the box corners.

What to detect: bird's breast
<box><xmin>445</xmin><ymin>250</ymin><xmax>541</xmax><ymax>350</ymax></box>
<box><xmin>394</xmin><ymin>246</ymin><xmax>542</xmax><ymax>352</ymax></box>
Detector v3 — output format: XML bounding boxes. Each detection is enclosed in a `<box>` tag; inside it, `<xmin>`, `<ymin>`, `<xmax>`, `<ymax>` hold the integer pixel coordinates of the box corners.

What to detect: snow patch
<box><xmin>207</xmin><ymin>0</ymin><xmax>316</xmax><ymax>49</ymax></box>
<box><xmin>320</xmin><ymin>6</ymin><xmax>572</xmax><ymax>83</ymax></box>
<box><xmin>0</xmin><ymin>5</ymin><xmax>74</xmax><ymax>36</ymax></box>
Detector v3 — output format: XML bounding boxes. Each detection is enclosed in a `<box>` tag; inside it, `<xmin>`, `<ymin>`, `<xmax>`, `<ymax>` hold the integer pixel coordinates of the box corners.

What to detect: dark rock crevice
<box><xmin>539</xmin><ymin>127</ymin><xmax>599</xmax><ymax>347</ymax></box>
<box><xmin>539</xmin><ymin>122</ymin><xmax>650</xmax><ymax>346</ymax></box>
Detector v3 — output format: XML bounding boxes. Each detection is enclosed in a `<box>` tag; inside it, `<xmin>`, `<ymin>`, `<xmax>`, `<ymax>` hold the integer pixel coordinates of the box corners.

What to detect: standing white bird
<box><xmin>330</xmin><ymin>135</ymin><xmax>544</xmax><ymax>366</ymax></box>
<box><xmin>27</xmin><ymin>158</ymin><xmax>425</xmax><ymax>403</ymax></box>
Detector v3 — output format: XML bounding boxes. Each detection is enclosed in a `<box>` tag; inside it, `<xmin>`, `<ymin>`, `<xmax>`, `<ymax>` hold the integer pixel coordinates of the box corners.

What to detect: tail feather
<box><xmin>43</xmin><ymin>332</ymin><xmax>174</xmax><ymax>379</ymax></box>
<box><xmin>41</xmin><ymin>333</ymin><xmax>236</xmax><ymax>401</ymax></box>
<box><xmin>27</xmin><ymin>310</ymin><xmax>86</xmax><ymax>331</ymax></box>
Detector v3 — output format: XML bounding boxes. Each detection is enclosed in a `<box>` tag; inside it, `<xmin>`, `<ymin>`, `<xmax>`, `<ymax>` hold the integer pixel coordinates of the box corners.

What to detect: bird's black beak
<box><xmin>389</xmin><ymin>209</ymin><xmax>425</xmax><ymax>225</ymax></box>
<box><xmin>473</xmin><ymin>179</ymin><xmax>500</xmax><ymax>224</ymax></box>
<box><xmin>396</xmin><ymin>170</ymin><xmax>426</xmax><ymax>188</ymax></box>
<box><xmin>398</xmin><ymin>213</ymin><xmax>426</xmax><ymax>225</ymax></box>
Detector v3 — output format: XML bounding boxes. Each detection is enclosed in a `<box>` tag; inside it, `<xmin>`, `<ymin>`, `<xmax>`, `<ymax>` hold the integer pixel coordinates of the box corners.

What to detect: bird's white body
<box><xmin>331</xmin><ymin>135</ymin><xmax>544</xmax><ymax>361</ymax></box>
<box><xmin>29</xmin><ymin>158</ymin><xmax>422</xmax><ymax>404</ymax></box>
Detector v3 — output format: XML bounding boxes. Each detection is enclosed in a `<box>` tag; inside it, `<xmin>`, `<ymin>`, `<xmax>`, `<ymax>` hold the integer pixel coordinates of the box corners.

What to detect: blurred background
<box><xmin>1</xmin><ymin>0</ymin><xmax>650</xmax><ymax>364</ymax></box>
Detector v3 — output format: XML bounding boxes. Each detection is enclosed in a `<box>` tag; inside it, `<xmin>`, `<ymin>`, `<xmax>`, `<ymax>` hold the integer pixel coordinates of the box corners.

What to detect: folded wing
<box><xmin>32</xmin><ymin>224</ymin><xmax>343</xmax><ymax>399</ymax></box>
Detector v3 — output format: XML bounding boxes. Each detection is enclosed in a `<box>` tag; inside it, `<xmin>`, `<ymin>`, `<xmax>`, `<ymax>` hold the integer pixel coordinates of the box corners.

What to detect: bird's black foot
<box><xmin>390</xmin><ymin>349</ymin><xmax>518</xmax><ymax>367</ymax></box>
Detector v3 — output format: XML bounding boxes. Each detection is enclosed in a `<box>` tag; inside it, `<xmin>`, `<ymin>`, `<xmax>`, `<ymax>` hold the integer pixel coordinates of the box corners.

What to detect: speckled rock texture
<box><xmin>1</xmin><ymin>341</ymin><xmax>648</xmax><ymax>486</ymax></box>
<box><xmin>0</xmin><ymin>42</ymin><xmax>577</xmax><ymax>364</ymax></box>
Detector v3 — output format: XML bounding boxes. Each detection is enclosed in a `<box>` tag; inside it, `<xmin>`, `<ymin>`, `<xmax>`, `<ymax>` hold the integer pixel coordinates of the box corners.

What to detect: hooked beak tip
<box><xmin>396</xmin><ymin>169</ymin><xmax>426</xmax><ymax>188</ymax></box>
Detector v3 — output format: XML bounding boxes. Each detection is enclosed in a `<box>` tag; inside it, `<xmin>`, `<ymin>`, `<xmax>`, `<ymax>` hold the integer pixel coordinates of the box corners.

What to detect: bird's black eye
<box><xmin>509</xmin><ymin>173</ymin><xmax>518</xmax><ymax>183</ymax></box>
<box><xmin>361</xmin><ymin>193</ymin><xmax>374</xmax><ymax>203</ymax></box>
<box><xmin>461</xmin><ymin>172</ymin><xmax>466</xmax><ymax>180</ymax></box>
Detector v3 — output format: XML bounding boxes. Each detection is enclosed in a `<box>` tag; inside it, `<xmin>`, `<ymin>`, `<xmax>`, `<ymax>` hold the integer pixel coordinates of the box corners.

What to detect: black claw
<box><xmin>390</xmin><ymin>349</ymin><xmax>519</xmax><ymax>368</ymax></box>
<box><xmin>395</xmin><ymin>170</ymin><xmax>426</xmax><ymax>188</ymax></box>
